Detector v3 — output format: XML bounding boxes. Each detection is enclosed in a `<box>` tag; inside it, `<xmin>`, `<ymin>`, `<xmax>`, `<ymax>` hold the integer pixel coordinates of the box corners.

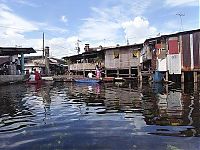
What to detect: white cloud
<box><xmin>61</xmin><ymin>15</ymin><xmax>68</xmax><ymax>23</ymax></box>
<box><xmin>43</xmin><ymin>25</ymin><xmax>68</xmax><ymax>34</ymax></box>
<box><xmin>122</xmin><ymin>16</ymin><xmax>157</xmax><ymax>43</ymax></box>
<box><xmin>1</xmin><ymin>0</ymin><xmax>39</xmax><ymax>7</ymax></box>
<box><xmin>15</xmin><ymin>0</ymin><xmax>39</xmax><ymax>7</ymax></box>
<box><xmin>46</xmin><ymin>36</ymin><xmax>78</xmax><ymax>58</ymax></box>
<box><xmin>79</xmin><ymin>18</ymin><xmax>121</xmax><ymax>42</ymax></box>
<box><xmin>78</xmin><ymin>6</ymin><xmax>129</xmax><ymax>46</ymax></box>
<box><xmin>165</xmin><ymin>0</ymin><xmax>199</xmax><ymax>7</ymax></box>
<box><xmin>0</xmin><ymin>3</ymin><xmax>72</xmax><ymax>58</ymax></box>
<box><xmin>0</xmin><ymin>3</ymin><xmax>38</xmax><ymax>36</ymax></box>
<box><xmin>118</xmin><ymin>0</ymin><xmax>152</xmax><ymax>16</ymax></box>
<box><xmin>78</xmin><ymin>1</ymin><xmax>158</xmax><ymax>46</ymax></box>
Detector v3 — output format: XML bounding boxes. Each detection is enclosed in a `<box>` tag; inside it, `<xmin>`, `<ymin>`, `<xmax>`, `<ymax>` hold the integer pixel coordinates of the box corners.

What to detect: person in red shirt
<box><xmin>34</xmin><ymin>69</ymin><xmax>41</xmax><ymax>81</ymax></box>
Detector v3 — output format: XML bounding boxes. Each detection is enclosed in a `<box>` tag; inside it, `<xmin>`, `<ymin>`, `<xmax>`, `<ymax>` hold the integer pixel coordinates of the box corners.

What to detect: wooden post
<box><xmin>117</xmin><ymin>69</ymin><xmax>119</xmax><ymax>77</ymax></box>
<box><xmin>105</xmin><ymin>69</ymin><xmax>107</xmax><ymax>77</ymax></box>
<box><xmin>20</xmin><ymin>53</ymin><xmax>25</xmax><ymax>75</ymax></box>
<box><xmin>194</xmin><ymin>71</ymin><xmax>198</xmax><ymax>83</ymax></box>
<box><xmin>45</xmin><ymin>46</ymin><xmax>50</xmax><ymax>76</ymax></box>
<box><xmin>165</xmin><ymin>71</ymin><xmax>169</xmax><ymax>82</ymax></box>
<box><xmin>181</xmin><ymin>71</ymin><xmax>184</xmax><ymax>83</ymax></box>
<box><xmin>83</xmin><ymin>70</ymin><xmax>86</xmax><ymax>77</ymax></box>
<box><xmin>138</xmin><ymin>65</ymin><xmax>142</xmax><ymax>82</ymax></box>
<box><xmin>129</xmin><ymin>67</ymin><xmax>131</xmax><ymax>77</ymax></box>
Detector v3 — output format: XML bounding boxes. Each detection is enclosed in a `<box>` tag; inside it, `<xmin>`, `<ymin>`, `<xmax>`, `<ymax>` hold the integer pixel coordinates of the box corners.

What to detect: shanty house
<box><xmin>141</xmin><ymin>28</ymin><xmax>200</xmax><ymax>83</ymax></box>
<box><xmin>104</xmin><ymin>44</ymin><xmax>143</xmax><ymax>78</ymax></box>
<box><xmin>63</xmin><ymin>44</ymin><xmax>105</xmax><ymax>77</ymax></box>
<box><xmin>24</xmin><ymin>56</ymin><xmax>66</xmax><ymax>75</ymax></box>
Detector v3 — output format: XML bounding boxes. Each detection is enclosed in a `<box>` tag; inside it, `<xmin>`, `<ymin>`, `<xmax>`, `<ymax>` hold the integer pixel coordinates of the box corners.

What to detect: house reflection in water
<box><xmin>148</xmin><ymin>83</ymin><xmax>200</xmax><ymax>129</ymax></box>
<box><xmin>104</xmin><ymin>82</ymin><xmax>142</xmax><ymax>113</ymax></box>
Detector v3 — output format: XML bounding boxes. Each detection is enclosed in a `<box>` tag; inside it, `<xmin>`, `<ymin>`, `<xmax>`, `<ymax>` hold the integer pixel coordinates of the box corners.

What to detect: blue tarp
<box><xmin>153</xmin><ymin>71</ymin><xmax>164</xmax><ymax>82</ymax></box>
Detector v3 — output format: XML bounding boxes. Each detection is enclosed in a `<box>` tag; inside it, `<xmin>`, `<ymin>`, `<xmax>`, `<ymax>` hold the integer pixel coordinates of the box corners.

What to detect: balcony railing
<box><xmin>69</xmin><ymin>63</ymin><xmax>104</xmax><ymax>71</ymax></box>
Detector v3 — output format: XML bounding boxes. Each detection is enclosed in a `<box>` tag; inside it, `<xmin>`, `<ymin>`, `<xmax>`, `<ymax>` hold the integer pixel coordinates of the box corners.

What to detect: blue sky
<box><xmin>0</xmin><ymin>0</ymin><xmax>199</xmax><ymax>58</ymax></box>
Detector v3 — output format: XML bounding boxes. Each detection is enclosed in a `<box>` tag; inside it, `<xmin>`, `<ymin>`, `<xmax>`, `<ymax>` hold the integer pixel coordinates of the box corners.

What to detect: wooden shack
<box><xmin>104</xmin><ymin>44</ymin><xmax>143</xmax><ymax>78</ymax></box>
<box><xmin>141</xmin><ymin>29</ymin><xmax>200</xmax><ymax>83</ymax></box>
<box><xmin>63</xmin><ymin>44</ymin><xmax>105</xmax><ymax>77</ymax></box>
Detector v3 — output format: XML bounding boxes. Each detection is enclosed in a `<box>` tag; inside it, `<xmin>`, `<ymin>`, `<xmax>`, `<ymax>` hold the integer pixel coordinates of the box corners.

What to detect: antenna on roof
<box><xmin>126</xmin><ymin>38</ymin><xmax>129</xmax><ymax>45</ymax></box>
<box><xmin>76</xmin><ymin>39</ymin><xmax>81</xmax><ymax>54</ymax></box>
<box><xmin>176</xmin><ymin>13</ymin><xmax>185</xmax><ymax>31</ymax></box>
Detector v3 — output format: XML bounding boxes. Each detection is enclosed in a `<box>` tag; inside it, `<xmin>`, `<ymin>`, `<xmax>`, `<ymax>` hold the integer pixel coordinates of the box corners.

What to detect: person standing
<box><xmin>28</xmin><ymin>71</ymin><xmax>36</xmax><ymax>82</ymax></box>
<box><xmin>87</xmin><ymin>71</ymin><xmax>94</xmax><ymax>78</ymax></box>
<box><xmin>34</xmin><ymin>69</ymin><xmax>41</xmax><ymax>81</ymax></box>
<box><xmin>95</xmin><ymin>65</ymin><xmax>101</xmax><ymax>79</ymax></box>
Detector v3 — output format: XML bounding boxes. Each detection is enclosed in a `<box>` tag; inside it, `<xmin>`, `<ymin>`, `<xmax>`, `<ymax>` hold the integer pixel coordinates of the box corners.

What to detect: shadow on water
<box><xmin>0</xmin><ymin>81</ymin><xmax>200</xmax><ymax>149</ymax></box>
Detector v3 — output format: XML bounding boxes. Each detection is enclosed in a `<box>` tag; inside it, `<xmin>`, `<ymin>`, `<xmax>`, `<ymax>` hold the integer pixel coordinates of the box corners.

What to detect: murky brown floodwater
<box><xmin>0</xmin><ymin>81</ymin><xmax>199</xmax><ymax>150</ymax></box>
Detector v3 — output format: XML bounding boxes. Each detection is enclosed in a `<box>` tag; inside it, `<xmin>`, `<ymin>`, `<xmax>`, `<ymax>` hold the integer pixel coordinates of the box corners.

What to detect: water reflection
<box><xmin>0</xmin><ymin>84</ymin><xmax>36</xmax><ymax>133</ymax></box>
<box><xmin>149</xmin><ymin>82</ymin><xmax>200</xmax><ymax>137</ymax></box>
<box><xmin>0</xmin><ymin>81</ymin><xmax>200</xmax><ymax>149</ymax></box>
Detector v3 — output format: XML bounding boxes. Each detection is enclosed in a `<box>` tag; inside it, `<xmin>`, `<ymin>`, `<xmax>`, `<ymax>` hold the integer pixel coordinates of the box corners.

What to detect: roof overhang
<box><xmin>0</xmin><ymin>47</ymin><xmax>36</xmax><ymax>56</ymax></box>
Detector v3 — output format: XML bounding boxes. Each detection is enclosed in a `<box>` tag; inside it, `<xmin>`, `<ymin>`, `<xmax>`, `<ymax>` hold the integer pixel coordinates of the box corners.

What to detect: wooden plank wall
<box><xmin>105</xmin><ymin>49</ymin><xmax>139</xmax><ymax>69</ymax></box>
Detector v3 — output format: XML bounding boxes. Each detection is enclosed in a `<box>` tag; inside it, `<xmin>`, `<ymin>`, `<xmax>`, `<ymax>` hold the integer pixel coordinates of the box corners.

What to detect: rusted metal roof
<box><xmin>103</xmin><ymin>43</ymin><xmax>143</xmax><ymax>51</ymax></box>
<box><xmin>145</xmin><ymin>28</ymin><xmax>200</xmax><ymax>43</ymax></box>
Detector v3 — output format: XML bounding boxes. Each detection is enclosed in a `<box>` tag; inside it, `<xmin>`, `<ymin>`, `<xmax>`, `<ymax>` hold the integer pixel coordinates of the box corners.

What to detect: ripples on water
<box><xmin>0</xmin><ymin>81</ymin><xmax>200</xmax><ymax>149</ymax></box>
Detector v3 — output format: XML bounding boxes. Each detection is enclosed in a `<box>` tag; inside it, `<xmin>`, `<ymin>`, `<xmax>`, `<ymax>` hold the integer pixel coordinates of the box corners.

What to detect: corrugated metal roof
<box><xmin>103</xmin><ymin>43</ymin><xmax>143</xmax><ymax>51</ymax></box>
<box><xmin>0</xmin><ymin>47</ymin><xmax>36</xmax><ymax>56</ymax></box>
<box><xmin>0</xmin><ymin>56</ymin><xmax>10</xmax><ymax>65</ymax></box>
<box><xmin>145</xmin><ymin>28</ymin><xmax>200</xmax><ymax>43</ymax></box>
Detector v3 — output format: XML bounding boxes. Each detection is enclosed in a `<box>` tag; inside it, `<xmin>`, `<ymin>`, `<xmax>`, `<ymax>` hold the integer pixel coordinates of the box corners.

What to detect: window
<box><xmin>132</xmin><ymin>51</ymin><xmax>138</xmax><ymax>58</ymax></box>
<box><xmin>114</xmin><ymin>51</ymin><xmax>119</xmax><ymax>59</ymax></box>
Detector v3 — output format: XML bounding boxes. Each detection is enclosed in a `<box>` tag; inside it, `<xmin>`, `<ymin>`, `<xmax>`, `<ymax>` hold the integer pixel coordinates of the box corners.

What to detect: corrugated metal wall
<box><xmin>168</xmin><ymin>37</ymin><xmax>179</xmax><ymax>54</ymax></box>
<box><xmin>157</xmin><ymin>58</ymin><xmax>167</xmax><ymax>71</ymax></box>
<box><xmin>151</xmin><ymin>50</ymin><xmax>157</xmax><ymax>71</ymax></box>
<box><xmin>193</xmin><ymin>32</ymin><xmax>200</xmax><ymax>69</ymax></box>
<box><xmin>182</xmin><ymin>32</ymin><xmax>200</xmax><ymax>71</ymax></box>
<box><xmin>182</xmin><ymin>34</ymin><xmax>191</xmax><ymax>70</ymax></box>
<box><xmin>167</xmin><ymin>54</ymin><xmax>181</xmax><ymax>74</ymax></box>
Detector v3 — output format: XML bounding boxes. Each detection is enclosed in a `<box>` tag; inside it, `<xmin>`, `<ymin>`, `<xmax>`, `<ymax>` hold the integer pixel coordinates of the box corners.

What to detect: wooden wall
<box><xmin>105</xmin><ymin>48</ymin><xmax>139</xmax><ymax>69</ymax></box>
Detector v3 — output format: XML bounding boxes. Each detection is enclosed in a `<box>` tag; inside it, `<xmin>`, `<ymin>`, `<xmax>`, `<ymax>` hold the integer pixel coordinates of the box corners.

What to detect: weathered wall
<box><xmin>193</xmin><ymin>32</ymin><xmax>200</xmax><ymax>69</ymax></box>
<box><xmin>181</xmin><ymin>31</ymin><xmax>200</xmax><ymax>71</ymax></box>
<box><xmin>69</xmin><ymin>63</ymin><xmax>97</xmax><ymax>71</ymax></box>
<box><xmin>182</xmin><ymin>34</ymin><xmax>191</xmax><ymax>70</ymax></box>
<box><xmin>167</xmin><ymin>54</ymin><xmax>181</xmax><ymax>74</ymax></box>
<box><xmin>105</xmin><ymin>48</ymin><xmax>139</xmax><ymax>69</ymax></box>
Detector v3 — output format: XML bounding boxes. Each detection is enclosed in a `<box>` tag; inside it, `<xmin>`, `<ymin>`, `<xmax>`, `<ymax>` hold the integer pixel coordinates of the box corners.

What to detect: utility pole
<box><xmin>43</xmin><ymin>32</ymin><xmax>45</xmax><ymax>59</ymax></box>
<box><xmin>45</xmin><ymin>46</ymin><xmax>50</xmax><ymax>76</ymax></box>
<box><xmin>176</xmin><ymin>13</ymin><xmax>185</xmax><ymax>31</ymax></box>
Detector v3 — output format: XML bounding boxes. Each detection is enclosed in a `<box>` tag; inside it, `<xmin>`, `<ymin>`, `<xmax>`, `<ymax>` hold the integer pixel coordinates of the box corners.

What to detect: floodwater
<box><xmin>0</xmin><ymin>81</ymin><xmax>200</xmax><ymax>150</ymax></box>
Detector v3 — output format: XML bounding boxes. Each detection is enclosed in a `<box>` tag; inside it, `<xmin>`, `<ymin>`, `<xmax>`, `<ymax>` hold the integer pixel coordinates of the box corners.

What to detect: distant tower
<box><xmin>176</xmin><ymin>13</ymin><xmax>185</xmax><ymax>31</ymax></box>
<box><xmin>76</xmin><ymin>39</ymin><xmax>81</xmax><ymax>54</ymax></box>
<box><xmin>127</xmin><ymin>38</ymin><xmax>129</xmax><ymax>45</ymax></box>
